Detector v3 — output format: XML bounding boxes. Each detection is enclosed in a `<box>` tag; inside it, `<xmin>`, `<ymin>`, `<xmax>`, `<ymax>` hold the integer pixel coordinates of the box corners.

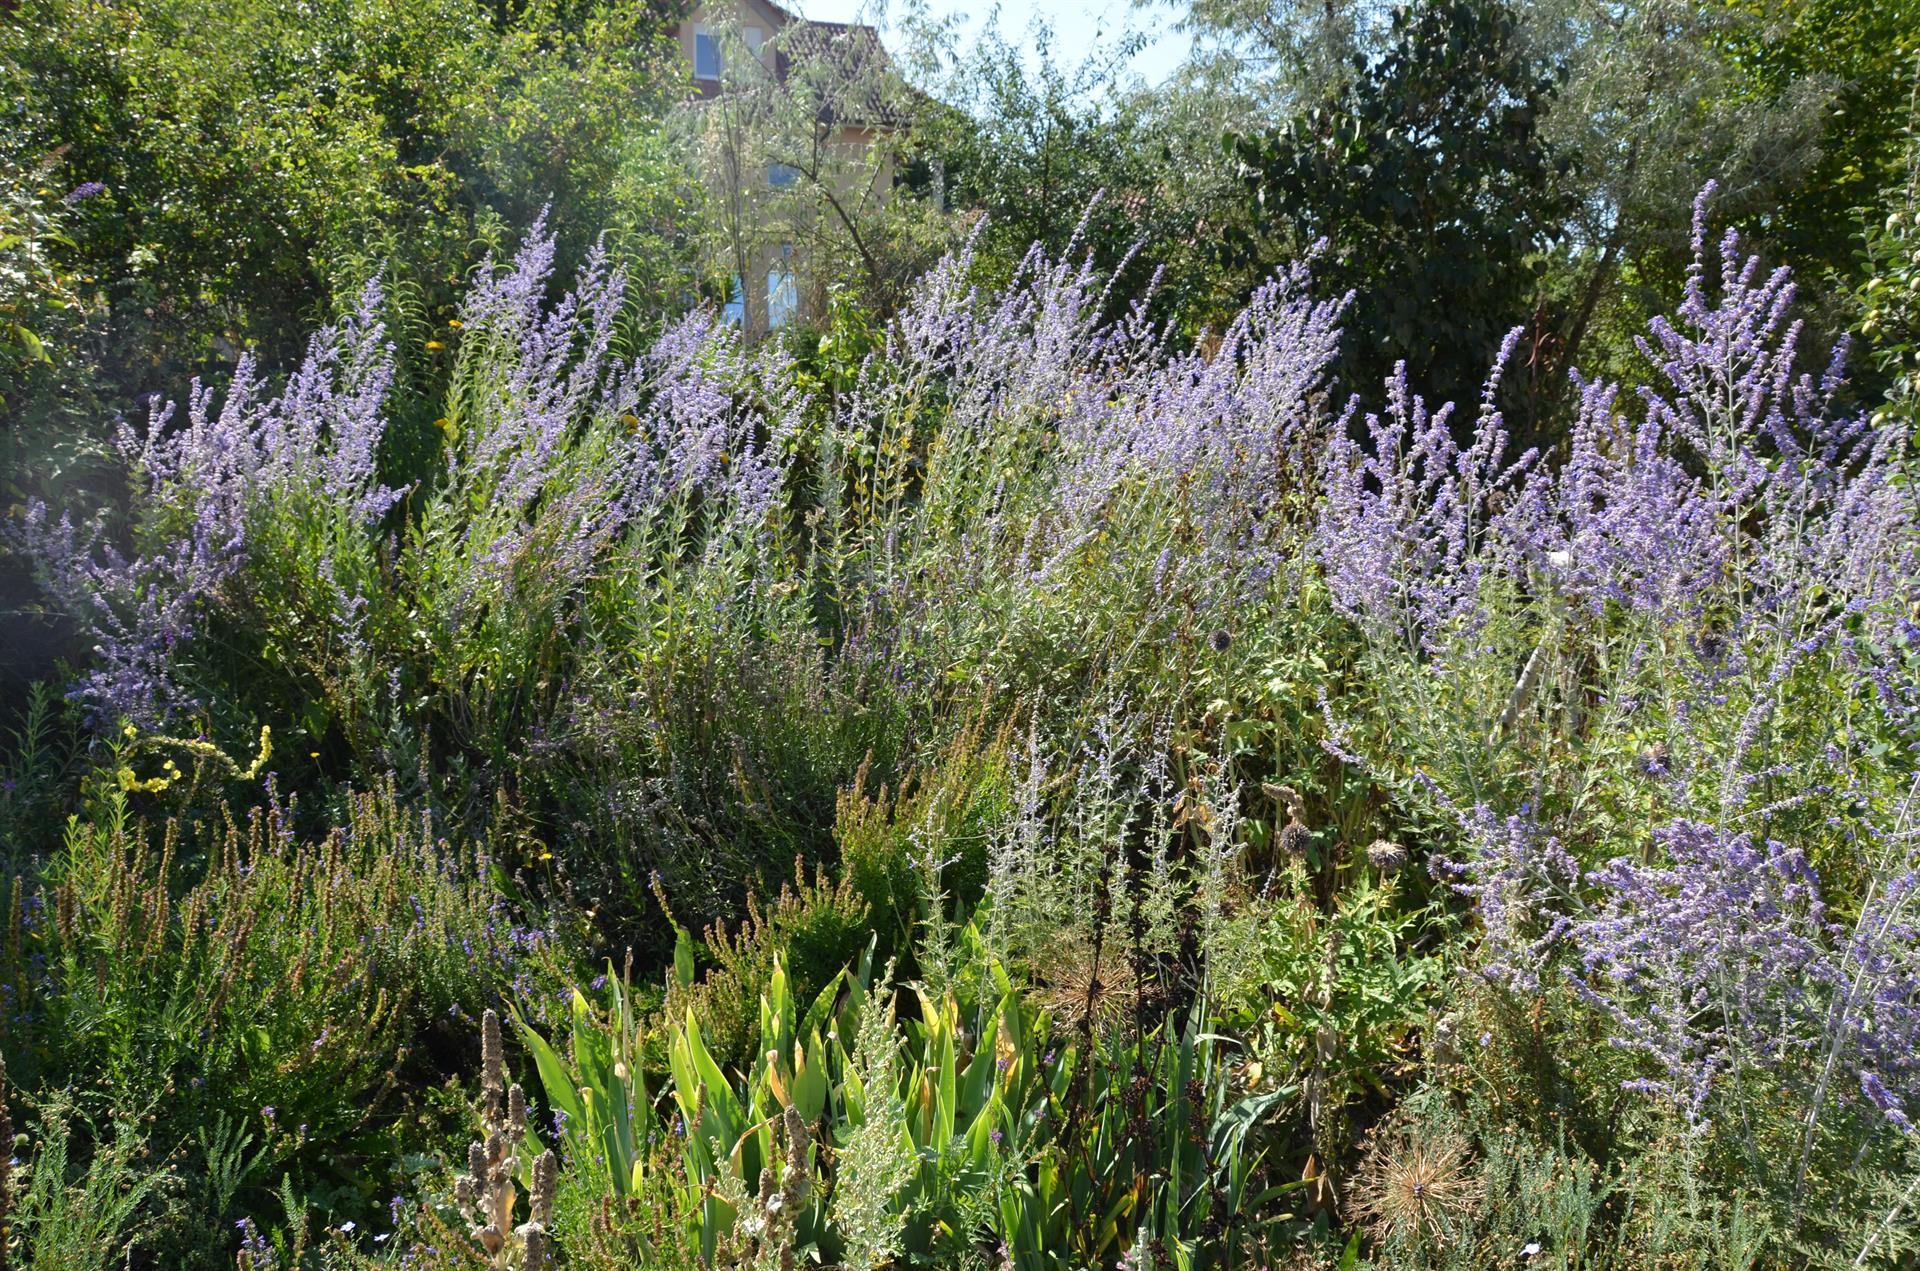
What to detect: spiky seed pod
<box><xmin>530</xmin><ymin>1149</ymin><xmax>558</xmax><ymax>1224</ymax></box>
<box><xmin>1352</xmin><ymin>1131</ymin><xmax>1475</xmax><ymax>1246</ymax></box>
<box><xmin>1367</xmin><ymin>839</ymin><xmax>1408</xmax><ymax>876</ymax></box>
<box><xmin>480</xmin><ymin>1009</ymin><xmax>505</xmax><ymax>1097</ymax></box>
<box><xmin>1279</xmin><ymin>818</ymin><xmax>1310</xmax><ymax>857</ymax></box>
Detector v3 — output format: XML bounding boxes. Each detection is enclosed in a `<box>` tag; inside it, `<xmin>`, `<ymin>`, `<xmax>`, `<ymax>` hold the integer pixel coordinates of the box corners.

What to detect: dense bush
<box><xmin>1</xmin><ymin>770</ymin><xmax>568</xmax><ymax>1266</ymax></box>
<box><xmin>3</xmin><ymin>95</ymin><xmax>1919</xmax><ymax>1271</ymax></box>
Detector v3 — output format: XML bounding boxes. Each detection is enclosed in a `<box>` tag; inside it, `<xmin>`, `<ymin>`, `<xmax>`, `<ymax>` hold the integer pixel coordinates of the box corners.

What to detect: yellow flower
<box><xmin>447</xmin><ymin>318</ymin><xmax>463</xmax><ymax>328</ymax></box>
<box><xmin>425</xmin><ymin>340</ymin><xmax>445</xmax><ymax>351</ymax></box>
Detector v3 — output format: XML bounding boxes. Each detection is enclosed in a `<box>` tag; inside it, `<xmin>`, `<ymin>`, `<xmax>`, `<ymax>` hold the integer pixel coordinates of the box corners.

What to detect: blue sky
<box><xmin>801</xmin><ymin>0</ymin><xmax>1194</xmax><ymax>89</ymax></box>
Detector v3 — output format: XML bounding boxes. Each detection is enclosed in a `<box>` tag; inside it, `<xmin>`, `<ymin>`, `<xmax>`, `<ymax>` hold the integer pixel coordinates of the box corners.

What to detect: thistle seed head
<box><xmin>1367</xmin><ymin>839</ymin><xmax>1408</xmax><ymax>875</ymax></box>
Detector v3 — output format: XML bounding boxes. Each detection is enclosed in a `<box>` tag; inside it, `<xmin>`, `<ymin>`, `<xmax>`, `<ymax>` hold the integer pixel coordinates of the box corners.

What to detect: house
<box><xmin>674</xmin><ymin>1</ymin><xmax>906</xmax><ymax>335</ymax></box>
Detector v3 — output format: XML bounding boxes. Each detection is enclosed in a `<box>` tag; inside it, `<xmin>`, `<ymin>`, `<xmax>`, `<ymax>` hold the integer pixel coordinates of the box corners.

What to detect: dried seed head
<box><xmin>1036</xmin><ymin>939</ymin><xmax>1137</xmax><ymax>1029</ymax></box>
<box><xmin>1263</xmin><ymin>783</ymin><xmax>1306</xmax><ymax>822</ymax></box>
<box><xmin>1353</xmin><ymin>1130</ymin><xmax>1475</xmax><ymax>1246</ymax></box>
<box><xmin>467</xmin><ymin>1139</ymin><xmax>488</xmax><ymax>1184</ymax></box>
<box><xmin>781</xmin><ymin>1105</ymin><xmax>812</xmax><ymax>1206</ymax></box>
<box><xmin>507</xmin><ymin>1083</ymin><xmax>528</xmax><ymax>1136</ymax></box>
<box><xmin>1279</xmin><ymin>818</ymin><xmax>1310</xmax><ymax>857</ymax></box>
<box><xmin>783</xmin><ymin>1104</ymin><xmax>810</xmax><ymax>1164</ymax></box>
<box><xmin>1367</xmin><ymin>839</ymin><xmax>1408</xmax><ymax>875</ymax></box>
<box><xmin>531</xmin><ymin>1149</ymin><xmax>557</xmax><ymax>1222</ymax></box>
<box><xmin>481</xmin><ymin>1009</ymin><xmax>505</xmax><ymax>1097</ymax></box>
<box><xmin>520</xmin><ymin>1225</ymin><xmax>550</xmax><ymax>1271</ymax></box>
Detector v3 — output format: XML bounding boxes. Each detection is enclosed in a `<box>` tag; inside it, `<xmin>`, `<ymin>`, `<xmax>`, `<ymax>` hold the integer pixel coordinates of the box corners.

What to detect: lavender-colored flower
<box><xmin>62</xmin><ymin>181</ymin><xmax>105</xmax><ymax>204</ymax></box>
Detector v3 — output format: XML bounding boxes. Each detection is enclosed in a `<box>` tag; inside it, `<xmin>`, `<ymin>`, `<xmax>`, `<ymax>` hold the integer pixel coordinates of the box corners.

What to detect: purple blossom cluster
<box><xmin>852</xmin><ymin>223</ymin><xmax>1349</xmax><ymax>651</ymax></box>
<box><xmin>421</xmin><ymin>220</ymin><xmax>803</xmax><ymax>645</ymax></box>
<box><xmin>1433</xmin><ymin>803</ymin><xmax>1580</xmax><ymax>995</ymax></box>
<box><xmin>1317</xmin><ymin>331</ymin><xmax>1533</xmax><ymax>651</ymax></box>
<box><xmin>1375</xmin><ymin>185</ymin><xmax>1920</xmax><ymax>1149</ymax></box>
<box><xmin>1317</xmin><ymin>183</ymin><xmax>1916</xmax><ymax>658</ymax></box>
<box><xmin>1569</xmin><ymin>819</ymin><xmax>1920</xmax><ymax>1135</ymax></box>
<box><xmin>15</xmin><ymin>280</ymin><xmax>400</xmax><ymax>724</ymax></box>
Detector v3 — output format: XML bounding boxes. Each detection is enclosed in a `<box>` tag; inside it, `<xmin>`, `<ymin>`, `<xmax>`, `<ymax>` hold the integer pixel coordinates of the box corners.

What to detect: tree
<box><xmin>0</xmin><ymin>0</ymin><xmax>697</xmax><ymax>412</ymax></box>
<box><xmin>1724</xmin><ymin>0</ymin><xmax>1920</xmax><ymax>283</ymax></box>
<box><xmin>1522</xmin><ymin>0</ymin><xmax>1834</xmax><ymax>388</ymax></box>
<box><xmin>904</xmin><ymin>15</ymin><xmax>1256</xmax><ymax>335</ymax></box>
<box><xmin>1230</xmin><ymin>0</ymin><xmax>1572</xmax><ymax>411</ymax></box>
<box><xmin>678</xmin><ymin>6</ymin><xmax>952</xmax><ymax>340</ymax></box>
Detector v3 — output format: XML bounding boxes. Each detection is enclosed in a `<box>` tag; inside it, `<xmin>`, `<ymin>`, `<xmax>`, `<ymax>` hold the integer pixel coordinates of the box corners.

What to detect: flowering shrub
<box><xmin>7</xmin><ymin>181</ymin><xmax>1920</xmax><ymax>1267</ymax></box>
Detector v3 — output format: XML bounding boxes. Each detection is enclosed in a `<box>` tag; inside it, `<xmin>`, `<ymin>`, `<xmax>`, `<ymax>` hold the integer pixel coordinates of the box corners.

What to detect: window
<box><xmin>722</xmin><ymin>274</ymin><xmax>745</xmax><ymax>326</ymax></box>
<box><xmin>767</xmin><ymin>162</ymin><xmax>799</xmax><ymax>189</ymax></box>
<box><xmin>766</xmin><ymin>259</ymin><xmax>797</xmax><ymax>330</ymax></box>
<box><xmin>693</xmin><ymin>25</ymin><xmax>721</xmax><ymax>80</ymax></box>
<box><xmin>743</xmin><ymin>24</ymin><xmax>764</xmax><ymax>55</ymax></box>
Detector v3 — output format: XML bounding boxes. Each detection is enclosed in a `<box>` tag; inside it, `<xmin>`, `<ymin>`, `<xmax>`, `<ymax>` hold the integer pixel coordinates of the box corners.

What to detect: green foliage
<box><xmin>1725</xmin><ymin>0</ymin><xmax>1920</xmax><ymax>283</ymax></box>
<box><xmin>833</xmin><ymin>720</ymin><xmax>1015</xmax><ymax>963</ymax></box>
<box><xmin>517</xmin><ymin>916</ymin><xmax>1290</xmax><ymax>1270</ymax></box>
<box><xmin>1858</xmin><ymin>68</ymin><xmax>1920</xmax><ymax>423</ymax></box>
<box><xmin>1230</xmin><ymin>0</ymin><xmax>1572</xmax><ymax>407</ymax></box>
<box><xmin>0</xmin><ymin>0</ymin><xmax>696</xmax><ymax>429</ymax></box>
<box><xmin>2</xmin><ymin>1096</ymin><xmax>170</xmax><ymax>1271</ymax></box>
<box><xmin>0</xmin><ymin>777</ymin><xmax>553</xmax><ymax>1265</ymax></box>
<box><xmin>657</xmin><ymin>860</ymin><xmax>873</xmax><ymax>1073</ymax></box>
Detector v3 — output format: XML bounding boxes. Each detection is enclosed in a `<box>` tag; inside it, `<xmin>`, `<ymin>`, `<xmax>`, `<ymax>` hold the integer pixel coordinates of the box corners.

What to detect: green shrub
<box><xmin>1</xmin><ymin>1093</ymin><xmax>170</xmax><ymax>1271</ymax></box>
<box><xmin>0</xmin><ymin>777</ymin><xmax>560</xmax><ymax>1264</ymax></box>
